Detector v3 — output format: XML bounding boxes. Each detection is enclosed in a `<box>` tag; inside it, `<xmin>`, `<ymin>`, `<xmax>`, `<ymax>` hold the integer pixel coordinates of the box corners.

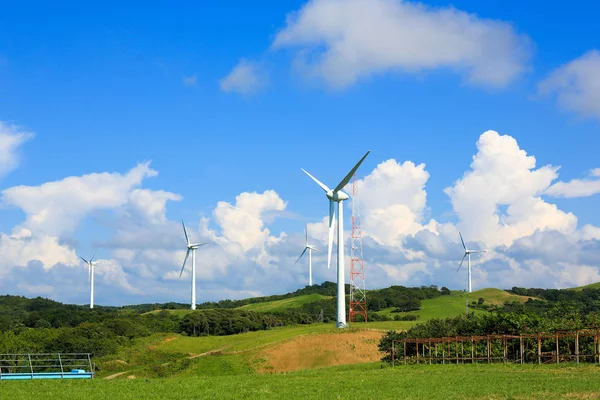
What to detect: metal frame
<box><xmin>0</xmin><ymin>353</ymin><xmax>94</xmax><ymax>380</ymax></box>
<box><xmin>349</xmin><ymin>173</ymin><xmax>368</xmax><ymax>323</ymax></box>
<box><xmin>391</xmin><ymin>328</ymin><xmax>600</xmax><ymax>365</ymax></box>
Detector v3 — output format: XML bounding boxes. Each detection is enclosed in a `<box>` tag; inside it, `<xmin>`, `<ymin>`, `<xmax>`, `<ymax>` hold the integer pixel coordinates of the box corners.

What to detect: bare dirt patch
<box><xmin>254</xmin><ymin>330</ymin><xmax>383</xmax><ymax>373</ymax></box>
<box><xmin>104</xmin><ymin>371</ymin><xmax>130</xmax><ymax>380</ymax></box>
<box><xmin>564</xmin><ymin>393</ymin><xmax>600</xmax><ymax>399</ymax></box>
<box><xmin>148</xmin><ymin>336</ymin><xmax>178</xmax><ymax>350</ymax></box>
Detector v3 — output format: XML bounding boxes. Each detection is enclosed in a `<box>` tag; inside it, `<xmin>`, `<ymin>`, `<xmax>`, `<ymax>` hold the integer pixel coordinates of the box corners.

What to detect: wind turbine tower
<box><xmin>295</xmin><ymin>225</ymin><xmax>321</xmax><ymax>286</ymax></box>
<box><xmin>457</xmin><ymin>232</ymin><xmax>487</xmax><ymax>293</ymax></box>
<box><xmin>79</xmin><ymin>254</ymin><xmax>98</xmax><ymax>309</ymax></box>
<box><xmin>302</xmin><ymin>150</ymin><xmax>370</xmax><ymax>328</ymax></box>
<box><xmin>349</xmin><ymin>173</ymin><xmax>368</xmax><ymax>322</ymax></box>
<box><xmin>179</xmin><ymin>220</ymin><xmax>208</xmax><ymax>310</ymax></box>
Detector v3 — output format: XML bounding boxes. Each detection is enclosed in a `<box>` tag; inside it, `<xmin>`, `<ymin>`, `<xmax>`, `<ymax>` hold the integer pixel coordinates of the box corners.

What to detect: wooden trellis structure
<box><xmin>392</xmin><ymin>329</ymin><xmax>600</xmax><ymax>365</ymax></box>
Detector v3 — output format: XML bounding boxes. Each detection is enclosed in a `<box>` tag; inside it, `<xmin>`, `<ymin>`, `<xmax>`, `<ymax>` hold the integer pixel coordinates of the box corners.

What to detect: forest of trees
<box><xmin>0</xmin><ymin>282</ymin><xmax>445</xmax><ymax>357</ymax></box>
<box><xmin>378</xmin><ymin>287</ymin><xmax>600</xmax><ymax>363</ymax></box>
<box><xmin>3</xmin><ymin>282</ymin><xmax>600</xmax><ymax>365</ymax></box>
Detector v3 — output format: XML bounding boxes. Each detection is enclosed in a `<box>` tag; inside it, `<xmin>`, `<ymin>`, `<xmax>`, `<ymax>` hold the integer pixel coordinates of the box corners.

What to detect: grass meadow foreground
<box><xmin>5</xmin><ymin>363</ymin><xmax>600</xmax><ymax>399</ymax></box>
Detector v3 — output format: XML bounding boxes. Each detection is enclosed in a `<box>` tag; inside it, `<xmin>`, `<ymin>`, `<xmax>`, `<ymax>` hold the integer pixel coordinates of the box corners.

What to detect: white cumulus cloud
<box><xmin>539</xmin><ymin>50</ymin><xmax>600</xmax><ymax>120</ymax></box>
<box><xmin>0</xmin><ymin>121</ymin><xmax>33</xmax><ymax>178</ymax></box>
<box><xmin>1</xmin><ymin>162</ymin><xmax>158</xmax><ymax>236</ymax></box>
<box><xmin>220</xmin><ymin>59</ymin><xmax>267</xmax><ymax>94</ymax></box>
<box><xmin>353</xmin><ymin>159</ymin><xmax>437</xmax><ymax>246</ymax></box>
<box><xmin>545</xmin><ymin>168</ymin><xmax>600</xmax><ymax>198</ymax></box>
<box><xmin>445</xmin><ymin>130</ymin><xmax>576</xmax><ymax>247</ymax></box>
<box><xmin>272</xmin><ymin>0</ymin><xmax>531</xmax><ymax>89</ymax></box>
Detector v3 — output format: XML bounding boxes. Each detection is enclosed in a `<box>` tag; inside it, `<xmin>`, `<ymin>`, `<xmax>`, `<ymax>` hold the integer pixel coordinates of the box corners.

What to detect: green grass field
<box><xmin>236</xmin><ymin>294</ymin><xmax>332</xmax><ymax>312</ymax></box>
<box><xmin>8</xmin><ymin>363</ymin><xmax>600</xmax><ymax>399</ymax></box>
<box><xmin>375</xmin><ymin>288</ymin><xmax>533</xmax><ymax>319</ymax></box>
<box><xmin>8</xmin><ymin>288</ymin><xmax>596</xmax><ymax>398</ymax></box>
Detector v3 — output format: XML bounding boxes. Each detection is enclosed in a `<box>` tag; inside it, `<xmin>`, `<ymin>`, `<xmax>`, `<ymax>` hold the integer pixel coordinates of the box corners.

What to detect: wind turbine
<box><xmin>457</xmin><ymin>232</ymin><xmax>486</xmax><ymax>293</ymax></box>
<box><xmin>79</xmin><ymin>253</ymin><xmax>98</xmax><ymax>309</ymax></box>
<box><xmin>179</xmin><ymin>220</ymin><xmax>207</xmax><ymax>310</ymax></box>
<box><xmin>295</xmin><ymin>224</ymin><xmax>321</xmax><ymax>286</ymax></box>
<box><xmin>302</xmin><ymin>150</ymin><xmax>370</xmax><ymax>328</ymax></box>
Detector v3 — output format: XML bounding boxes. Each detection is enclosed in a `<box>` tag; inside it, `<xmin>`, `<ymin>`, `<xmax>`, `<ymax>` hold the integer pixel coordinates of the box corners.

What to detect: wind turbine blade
<box><xmin>310</xmin><ymin>246</ymin><xmax>321</xmax><ymax>253</ymax></box>
<box><xmin>301</xmin><ymin>169</ymin><xmax>331</xmax><ymax>193</ymax></box>
<box><xmin>305</xmin><ymin>224</ymin><xmax>308</xmax><ymax>246</ymax></box>
<box><xmin>181</xmin><ymin>219</ymin><xmax>190</xmax><ymax>245</ymax></box>
<box><xmin>457</xmin><ymin>253</ymin><xmax>467</xmax><ymax>272</ymax></box>
<box><xmin>470</xmin><ymin>250</ymin><xmax>484</xmax><ymax>254</ymax></box>
<box><xmin>90</xmin><ymin>252</ymin><xmax>96</xmax><ymax>263</ymax></box>
<box><xmin>179</xmin><ymin>249</ymin><xmax>191</xmax><ymax>278</ymax></box>
<box><xmin>327</xmin><ymin>199</ymin><xmax>335</xmax><ymax>270</ymax></box>
<box><xmin>333</xmin><ymin>150</ymin><xmax>370</xmax><ymax>193</ymax></box>
<box><xmin>79</xmin><ymin>256</ymin><xmax>89</xmax><ymax>264</ymax></box>
<box><xmin>459</xmin><ymin>232</ymin><xmax>467</xmax><ymax>251</ymax></box>
<box><xmin>190</xmin><ymin>243</ymin><xmax>208</xmax><ymax>248</ymax></box>
<box><xmin>295</xmin><ymin>248</ymin><xmax>308</xmax><ymax>265</ymax></box>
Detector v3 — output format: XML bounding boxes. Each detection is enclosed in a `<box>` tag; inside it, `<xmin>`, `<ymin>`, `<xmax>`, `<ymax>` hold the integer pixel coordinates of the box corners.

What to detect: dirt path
<box><xmin>188</xmin><ymin>345</ymin><xmax>232</xmax><ymax>359</ymax></box>
<box><xmin>148</xmin><ymin>336</ymin><xmax>178</xmax><ymax>350</ymax></box>
<box><xmin>103</xmin><ymin>371</ymin><xmax>130</xmax><ymax>380</ymax></box>
<box><xmin>103</xmin><ymin>345</ymin><xmax>232</xmax><ymax>379</ymax></box>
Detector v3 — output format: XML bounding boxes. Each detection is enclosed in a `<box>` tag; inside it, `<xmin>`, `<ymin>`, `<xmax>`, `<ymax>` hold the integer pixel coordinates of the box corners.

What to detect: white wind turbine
<box><xmin>79</xmin><ymin>253</ymin><xmax>98</xmax><ymax>309</ymax></box>
<box><xmin>457</xmin><ymin>232</ymin><xmax>487</xmax><ymax>293</ymax></box>
<box><xmin>179</xmin><ymin>220</ymin><xmax>207</xmax><ymax>310</ymax></box>
<box><xmin>302</xmin><ymin>150</ymin><xmax>370</xmax><ymax>328</ymax></box>
<box><xmin>295</xmin><ymin>224</ymin><xmax>321</xmax><ymax>286</ymax></box>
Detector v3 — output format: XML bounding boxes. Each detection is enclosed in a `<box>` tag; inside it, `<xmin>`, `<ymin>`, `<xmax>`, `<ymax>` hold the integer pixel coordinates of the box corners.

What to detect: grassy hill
<box><xmin>571</xmin><ymin>282</ymin><xmax>600</xmax><ymax>291</ymax></box>
<box><xmin>374</xmin><ymin>288</ymin><xmax>533</xmax><ymax>320</ymax></box>
<box><xmin>95</xmin><ymin>321</ymin><xmax>416</xmax><ymax>379</ymax></box>
<box><xmin>237</xmin><ymin>294</ymin><xmax>332</xmax><ymax>312</ymax></box>
<box><xmin>140</xmin><ymin>294</ymin><xmax>333</xmax><ymax>316</ymax></box>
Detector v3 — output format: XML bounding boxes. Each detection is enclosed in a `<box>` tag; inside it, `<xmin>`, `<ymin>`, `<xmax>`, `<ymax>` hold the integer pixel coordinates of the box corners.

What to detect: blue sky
<box><xmin>0</xmin><ymin>0</ymin><xmax>599</xmax><ymax>306</ymax></box>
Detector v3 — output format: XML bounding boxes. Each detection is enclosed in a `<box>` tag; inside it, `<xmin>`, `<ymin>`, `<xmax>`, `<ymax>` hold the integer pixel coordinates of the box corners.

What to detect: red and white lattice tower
<box><xmin>349</xmin><ymin>173</ymin><xmax>368</xmax><ymax>322</ymax></box>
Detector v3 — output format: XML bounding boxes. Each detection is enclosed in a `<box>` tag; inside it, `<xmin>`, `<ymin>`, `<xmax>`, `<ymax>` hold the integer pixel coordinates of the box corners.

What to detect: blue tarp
<box><xmin>0</xmin><ymin>372</ymin><xmax>93</xmax><ymax>380</ymax></box>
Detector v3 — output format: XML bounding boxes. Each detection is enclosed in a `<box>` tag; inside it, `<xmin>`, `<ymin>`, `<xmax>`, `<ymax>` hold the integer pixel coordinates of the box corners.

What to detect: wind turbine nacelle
<box><xmin>327</xmin><ymin>190</ymin><xmax>349</xmax><ymax>201</ymax></box>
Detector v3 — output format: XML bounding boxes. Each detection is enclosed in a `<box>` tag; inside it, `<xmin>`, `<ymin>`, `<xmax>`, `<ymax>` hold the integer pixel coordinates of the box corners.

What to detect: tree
<box><xmin>34</xmin><ymin>319</ymin><xmax>52</xmax><ymax>329</ymax></box>
<box><xmin>440</xmin><ymin>287</ymin><xmax>451</xmax><ymax>296</ymax></box>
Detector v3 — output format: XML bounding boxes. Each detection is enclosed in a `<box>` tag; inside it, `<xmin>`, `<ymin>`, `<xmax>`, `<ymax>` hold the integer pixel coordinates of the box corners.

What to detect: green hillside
<box><xmin>237</xmin><ymin>294</ymin><xmax>332</xmax><ymax>312</ymax></box>
<box><xmin>375</xmin><ymin>288</ymin><xmax>533</xmax><ymax>320</ymax></box>
<box><xmin>95</xmin><ymin>321</ymin><xmax>415</xmax><ymax>379</ymax></box>
<box><xmin>571</xmin><ymin>281</ymin><xmax>600</xmax><ymax>291</ymax></box>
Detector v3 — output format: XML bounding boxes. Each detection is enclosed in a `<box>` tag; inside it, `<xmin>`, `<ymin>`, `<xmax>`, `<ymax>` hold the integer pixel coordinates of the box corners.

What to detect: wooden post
<box><xmin>443</xmin><ymin>340</ymin><xmax>445</xmax><ymax>364</ymax></box>
<box><xmin>594</xmin><ymin>332</ymin><xmax>598</xmax><ymax>364</ymax></box>
<box><xmin>556</xmin><ymin>331</ymin><xmax>560</xmax><ymax>365</ymax></box>
<box><xmin>487</xmin><ymin>337</ymin><xmax>491</xmax><ymax>364</ymax></box>
<box><xmin>537</xmin><ymin>333</ymin><xmax>541</xmax><ymax>365</ymax></box>
<box><xmin>597</xmin><ymin>330</ymin><xmax>600</xmax><ymax>364</ymax></box>
<box><xmin>456</xmin><ymin>338</ymin><xmax>459</xmax><ymax>365</ymax></box>
<box><xmin>435</xmin><ymin>343</ymin><xmax>438</xmax><ymax>364</ymax></box>
<box><xmin>416</xmin><ymin>341</ymin><xmax>419</xmax><ymax>363</ymax></box>
<box><xmin>471</xmin><ymin>338</ymin><xmax>475</xmax><ymax>364</ymax></box>
<box><xmin>392</xmin><ymin>341</ymin><xmax>395</xmax><ymax>366</ymax></box>
<box><xmin>575</xmin><ymin>331</ymin><xmax>579</xmax><ymax>364</ymax></box>
<box><xmin>404</xmin><ymin>340</ymin><xmax>407</xmax><ymax>365</ymax></box>
<box><xmin>461</xmin><ymin>341</ymin><xmax>464</xmax><ymax>364</ymax></box>
<box><xmin>503</xmin><ymin>336</ymin><xmax>508</xmax><ymax>364</ymax></box>
<box><xmin>429</xmin><ymin>341</ymin><xmax>432</xmax><ymax>364</ymax></box>
<box><xmin>520</xmin><ymin>336</ymin><xmax>524</xmax><ymax>364</ymax></box>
